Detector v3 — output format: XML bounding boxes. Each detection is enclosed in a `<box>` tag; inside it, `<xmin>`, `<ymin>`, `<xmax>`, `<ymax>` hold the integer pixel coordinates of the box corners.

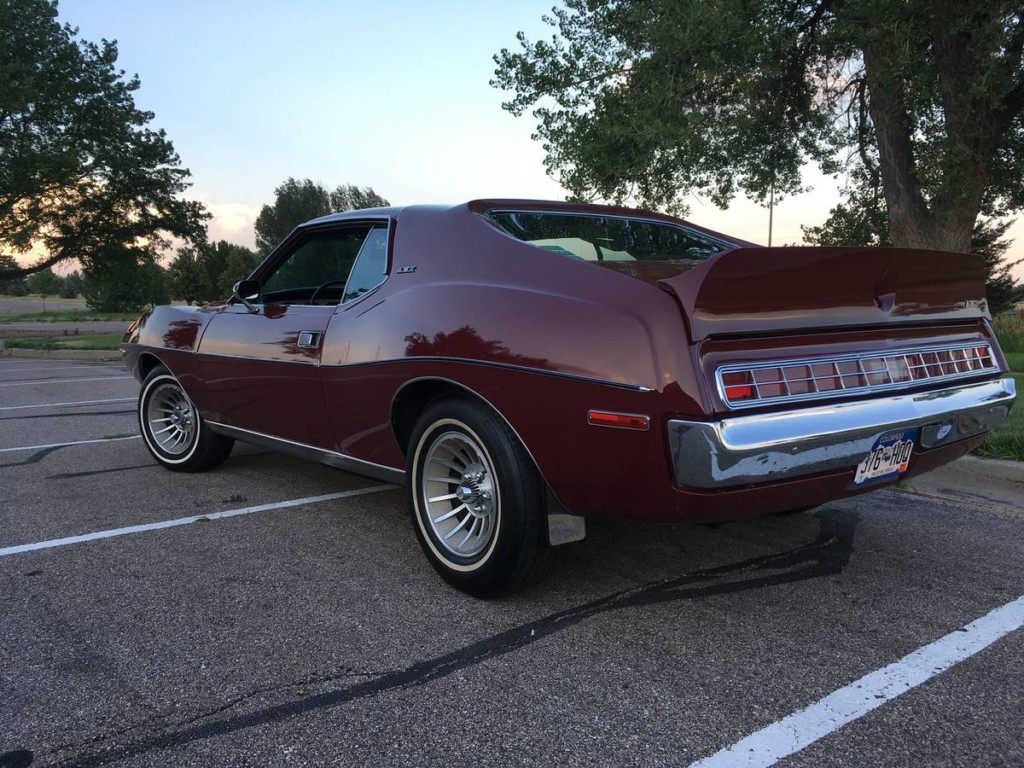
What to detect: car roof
<box><xmin>297</xmin><ymin>199</ymin><xmax>757</xmax><ymax>248</ymax></box>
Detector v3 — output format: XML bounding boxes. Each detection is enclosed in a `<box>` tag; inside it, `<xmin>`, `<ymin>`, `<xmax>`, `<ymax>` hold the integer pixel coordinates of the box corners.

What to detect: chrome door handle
<box><xmin>297</xmin><ymin>331</ymin><xmax>322</xmax><ymax>349</ymax></box>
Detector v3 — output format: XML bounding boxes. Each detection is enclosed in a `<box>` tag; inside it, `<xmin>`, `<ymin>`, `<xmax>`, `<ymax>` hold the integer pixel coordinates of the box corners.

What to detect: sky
<box><xmin>49</xmin><ymin>0</ymin><xmax>1024</xmax><ymax>281</ymax></box>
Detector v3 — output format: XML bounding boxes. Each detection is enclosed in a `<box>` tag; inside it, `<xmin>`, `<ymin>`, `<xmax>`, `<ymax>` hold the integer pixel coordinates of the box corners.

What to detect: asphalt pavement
<box><xmin>0</xmin><ymin>358</ymin><xmax>1021</xmax><ymax>768</ymax></box>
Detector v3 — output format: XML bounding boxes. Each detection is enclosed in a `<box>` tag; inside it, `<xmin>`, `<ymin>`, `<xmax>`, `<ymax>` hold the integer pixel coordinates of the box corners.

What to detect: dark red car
<box><xmin>122</xmin><ymin>200</ymin><xmax>1016</xmax><ymax>596</ymax></box>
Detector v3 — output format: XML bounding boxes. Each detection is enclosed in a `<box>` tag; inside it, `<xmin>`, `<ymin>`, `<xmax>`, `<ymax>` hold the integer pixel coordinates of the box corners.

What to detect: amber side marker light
<box><xmin>587</xmin><ymin>410</ymin><xmax>651</xmax><ymax>431</ymax></box>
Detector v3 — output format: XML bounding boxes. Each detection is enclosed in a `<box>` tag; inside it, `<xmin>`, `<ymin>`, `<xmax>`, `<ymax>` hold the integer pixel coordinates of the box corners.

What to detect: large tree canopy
<box><xmin>493</xmin><ymin>0</ymin><xmax>1024</xmax><ymax>254</ymax></box>
<box><xmin>0</xmin><ymin>0</ymin><xmax>207</xmax><ymax>280</ymax></box>
<box><xmin>254</xmin><ymin>178</ymin><xmax>390</xmax><ymax>254</ymax></box>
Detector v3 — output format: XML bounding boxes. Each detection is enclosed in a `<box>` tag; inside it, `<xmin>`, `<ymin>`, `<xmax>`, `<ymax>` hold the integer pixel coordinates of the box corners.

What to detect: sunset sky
<box><xmin>50</xmin><ymin>0</ymin><xmax>1024</xmax><ymax>281</ymax></box>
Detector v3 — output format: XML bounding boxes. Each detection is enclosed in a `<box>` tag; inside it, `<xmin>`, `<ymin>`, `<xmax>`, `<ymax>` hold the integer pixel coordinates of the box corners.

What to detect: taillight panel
<box><xmin>716</xmin><ymin>343</ymin><xmax>997</xmax><ymax>409</ymax></box>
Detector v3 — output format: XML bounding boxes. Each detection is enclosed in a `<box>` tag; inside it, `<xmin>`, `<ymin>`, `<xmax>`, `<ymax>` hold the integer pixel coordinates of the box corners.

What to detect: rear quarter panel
<box><xmin>318</xmin><ymin>204</ymin><xmax>707</xmax><ymax>518</ymax></box>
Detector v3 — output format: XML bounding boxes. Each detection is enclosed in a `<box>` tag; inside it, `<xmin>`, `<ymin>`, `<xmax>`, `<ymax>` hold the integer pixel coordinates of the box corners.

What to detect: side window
<box><xmin>343</xmin><ymin>227</ymin><xmax>389</xmax><ymax>303</ymax></box>
<box><xmin>260</xmin><ymin>224</ymin><xmax>388</xmax><ymax>305</ymax></box>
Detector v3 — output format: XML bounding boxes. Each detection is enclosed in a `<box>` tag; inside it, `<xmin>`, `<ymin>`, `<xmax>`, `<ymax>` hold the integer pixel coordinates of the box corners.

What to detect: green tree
<box><xmin>60</xmin><ymin>270</ymin><xmax>84</xmax><ymax>298</ymax></box>
<box><xmin>493</xmin><ymin>1</ymin><xmax>1024</xmax><ymax>254</ymax></box>
<box><xmin>141</xmin><ymin>260</ymin><xmax>169</xmax><ymax>307</ymax></box>
<box><xmin>330</xmin><ymin>184</ymin><xmax>390</xmax><ymax>213</ymax></box>
<box><xmin>254</xmin><ymin>178</ymin><xmax>332</xmax><ymax>254</ymax></box>
<box><xmin>169</xmin><ymin>240</ymin><xmax>263</xmax><ymax>304</ymax></box>
<box><xmin>0</xmin><ymin>0</ymin><xmax>208</xmax><ymax>281</ymax></box>
<box><xmin>26</xmin><ymin>268</ymin><xmax>65</xmax><ymax>310</ymax></box>
<box><xmin>216</xmin><ymin>242</ymin><xmax>262</xmax><ymax>297</ymax></box>
<box><xmin>0</xmin><ymin>254</ymin><xmax>28</xmax><ymax>295</ymax></box>
<box><xmin>83</xmin><ymin>245</ymin><xmax>156</xmax><ymax>312</ymax></box>
<box><xmin>167</xmin><ymin>246</ymin><xmax>206</xmax><ymax>305</ymax></box>
<box><xmin>255</xmin><ymin>177</ymin><xmax>390</xmax><ymax>254</ymax></box>
<box><xmin>197</xmin><ymin>241</ymin><xmax>228</xmax><ymax>302</ymax></box>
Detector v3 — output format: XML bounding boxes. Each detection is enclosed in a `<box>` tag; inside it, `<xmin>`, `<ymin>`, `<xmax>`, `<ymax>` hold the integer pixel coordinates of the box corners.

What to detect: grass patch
<box><xmin>1004</xmin><ymin>352</ymin><xmax>1024</xmax><ymax>372</ymax></box>
<box><xmin>992</xmin><ymin>309</ymin><xmax>1024</xmax><ymax>353</ymax></box>
<box><xmin>4</xmin><ymin>333</ymin><xmax>123</xmax><ymax>351</ymax></box>
<box><xmin>973</xmin><ymin>350</ymin><xmax>1023</xmax><ymax>461</ymax></box>
<box><xmin>0</xmin><ymin>309</ymin><xmax>136</xmax><ymax>323</ymax></box>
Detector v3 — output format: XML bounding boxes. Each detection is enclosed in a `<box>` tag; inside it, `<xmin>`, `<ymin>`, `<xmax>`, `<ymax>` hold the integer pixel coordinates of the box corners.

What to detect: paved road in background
<box><xmin>0</xmin><ymin>321</ymin><xmax>130</xmax><ymax>337</ymax></box>
<box><xmin>0</xmin><ymin>358</ymin><xmax>1021</xmax><ymax>768</ymax></box>
<box><xmin>0</xmin><ymin>298</ymin><xmax>86</xmax><ymax>312</ymax></box>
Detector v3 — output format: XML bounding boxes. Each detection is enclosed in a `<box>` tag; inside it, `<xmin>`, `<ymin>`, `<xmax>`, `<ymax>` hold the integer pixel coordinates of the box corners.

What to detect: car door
<box><xmin>197</xmin><ymin>220</ymin><xmax>388</xmax><ymax>449</ymax></box>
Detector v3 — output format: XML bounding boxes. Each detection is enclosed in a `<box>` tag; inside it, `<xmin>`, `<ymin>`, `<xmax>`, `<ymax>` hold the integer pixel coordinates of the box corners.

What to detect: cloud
<box><xmin>204</xmin><ymin>202</ymin><xmax>260</xmax><ymax>249</ymax></box>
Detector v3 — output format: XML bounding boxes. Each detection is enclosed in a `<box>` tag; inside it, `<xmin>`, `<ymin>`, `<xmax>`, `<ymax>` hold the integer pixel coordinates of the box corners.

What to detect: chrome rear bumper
<box><xmin>667</xmin><ymin>377</ymin><xmax>1016</xmax><ymax>489</ymax></box>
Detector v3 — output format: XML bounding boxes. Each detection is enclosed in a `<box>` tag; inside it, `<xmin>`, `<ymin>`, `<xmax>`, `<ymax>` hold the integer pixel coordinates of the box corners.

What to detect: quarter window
<box><xmin>343</xmin><ymin>227</ymin><xmax>389</xmax><ymax>303</ymax></box>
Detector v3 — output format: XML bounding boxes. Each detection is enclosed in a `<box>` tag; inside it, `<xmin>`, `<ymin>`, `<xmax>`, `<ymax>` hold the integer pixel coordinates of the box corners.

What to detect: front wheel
<box><xmin>138</xmin><ymin>365</ymin><xmax>234</xmax><ymax>472</ymax></box>
<box><xmin>407</xmin><ymin>397</ymin><xmax>550</xmax><ymax>597</ymax></box>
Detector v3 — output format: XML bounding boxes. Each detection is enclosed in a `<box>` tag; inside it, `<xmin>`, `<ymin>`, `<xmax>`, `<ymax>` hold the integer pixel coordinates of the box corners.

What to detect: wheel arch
<box><xmin>392</xmin><ymin>378</ymin><xmax>513</xmax><ymax>455</ymax></box>
<box><xmin>390</xmin><ymin>378</ymin><xmax>552</xmax><ymax>490</ymax></box>
<box><xmin>390</xmin><ymin>376</ymin><xmax>579</xmax><ymax>522</ymax></box>
<box><xmin>136</xmin><ymin>352</ymin><xmax>164</xmax><ymax>380</ymax></box>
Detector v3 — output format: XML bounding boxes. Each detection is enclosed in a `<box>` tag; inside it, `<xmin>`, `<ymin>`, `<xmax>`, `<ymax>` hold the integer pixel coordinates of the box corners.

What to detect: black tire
<box><xmin>138</xmin><ymin>364</ymin><xmax>234</xmax><ymax>472</ymax></box>
<box><xmin>407</xmin><ymin>396</ymin><xmax>551</xmax><ymax>597</ymax></box>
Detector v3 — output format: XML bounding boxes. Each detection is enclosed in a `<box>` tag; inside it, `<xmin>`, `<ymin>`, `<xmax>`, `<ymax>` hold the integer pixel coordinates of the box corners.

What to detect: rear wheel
<box><xmin>138</xmin><ymin>365</ymin><xmax>233</xmax><ymax>472</ymax></box>
<box><xmin>407</xmin><ymin>397</ymin><xmax>550</xmax><ymax>597</ymax></box>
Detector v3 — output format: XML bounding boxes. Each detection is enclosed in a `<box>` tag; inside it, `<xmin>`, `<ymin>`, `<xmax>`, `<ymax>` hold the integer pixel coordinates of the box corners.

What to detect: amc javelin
<box><xmin>122</xmin><ymin>200</ymin><xmax>1017</xmax><ymax>596</ymax></box>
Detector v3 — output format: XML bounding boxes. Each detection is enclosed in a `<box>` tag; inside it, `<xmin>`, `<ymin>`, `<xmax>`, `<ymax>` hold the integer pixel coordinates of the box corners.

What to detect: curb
<box><xmin>900</xmin><ymin>454</ymin><xmax>1023</xmax><ymax>511</ymax></box>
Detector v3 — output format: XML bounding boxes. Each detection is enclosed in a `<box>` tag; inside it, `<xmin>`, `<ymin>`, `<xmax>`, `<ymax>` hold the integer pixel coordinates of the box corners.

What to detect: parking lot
<box><xmin>1</xmin><ymin>357</ymin><xmax>1022</xmax><ymax>768</ymax></box>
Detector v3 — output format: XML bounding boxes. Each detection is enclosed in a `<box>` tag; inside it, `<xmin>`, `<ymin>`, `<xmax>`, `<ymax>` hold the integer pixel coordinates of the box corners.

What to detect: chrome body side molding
<box><xmin>668</xmin><ymin>377</ymin><xmax>1016</xmax><ymax>489</ymax></box>
<box><xmin>206</xmin><ymin>421</ymin><xmax>406</xmax><ymax>485</ymax></box>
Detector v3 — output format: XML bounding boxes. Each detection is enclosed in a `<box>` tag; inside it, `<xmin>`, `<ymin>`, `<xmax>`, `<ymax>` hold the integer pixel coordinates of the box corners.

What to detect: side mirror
<box><xmin>232</xmin><ymin>279</ymin><xmax>261</xmax><ymax>314</ymax></box>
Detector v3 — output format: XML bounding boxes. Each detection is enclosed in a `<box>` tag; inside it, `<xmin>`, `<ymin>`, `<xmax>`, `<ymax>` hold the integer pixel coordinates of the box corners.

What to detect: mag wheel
<box><xmin>408</xmin><ymin>397</ymin><xmax>550</xmax><ymax>597</ymax></box>
<box><xmin>138</xmin><ymin>365</ymin><xmax>233</xmax><ymax>472</ymax></box>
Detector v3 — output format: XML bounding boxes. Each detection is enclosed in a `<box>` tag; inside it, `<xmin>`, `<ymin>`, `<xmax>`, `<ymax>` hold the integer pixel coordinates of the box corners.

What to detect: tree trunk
<box><xmin>862</xmin><ymin>41</ymin><xmax>977</xmax><ymax>253</ymax></box>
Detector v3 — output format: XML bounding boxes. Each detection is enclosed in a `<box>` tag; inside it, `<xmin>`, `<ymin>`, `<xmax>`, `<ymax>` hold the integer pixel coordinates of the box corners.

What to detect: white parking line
<box><xmin>0</xmin><ymin>435</ymin><xmax>141</xmax><ymax>453</ymax></box>
<box><xmin>0</xmin><ymin>485</ymin><xmax>397</xmax><ymax>557</ymax></box>
<box><xmin>0</xmin><ymin>376</ymin><xmax>132</xmax><ymax>387</ymax></box>
<box><xmin>0</xmin><ymin>397</ymin><xmax>135</xmax><ymax>412</ymax></box>
<box><xmin>689</xmin><ymin>595</ymin><xmax>1024</xmax><ymax>768</ymax></box>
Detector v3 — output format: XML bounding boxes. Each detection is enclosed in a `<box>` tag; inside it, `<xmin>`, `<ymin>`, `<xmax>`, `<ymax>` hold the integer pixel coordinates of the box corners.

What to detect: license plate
<box><xmin>853</xmin><ymin>428</ymin><xmax>917</xmax><ymax>486</ymax></box>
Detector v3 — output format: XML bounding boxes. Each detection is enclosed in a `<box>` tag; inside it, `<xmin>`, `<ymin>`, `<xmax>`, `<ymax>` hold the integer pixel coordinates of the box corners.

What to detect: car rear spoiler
<box><xmin>656</xmin><ymin>246</ymin><xmax>989</xmax><ymax>341</ymax></box>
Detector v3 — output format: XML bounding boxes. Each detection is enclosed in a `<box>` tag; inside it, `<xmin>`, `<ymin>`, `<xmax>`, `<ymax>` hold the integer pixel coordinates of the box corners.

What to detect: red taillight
<box><xmin>724</xmin><ymin>385</ymin><xmax>754</xmax><ymax>401</ymax></box>
<box><xmin>587</xmin><ymin>410</ymin><xmax>650</xmax><ymax>431</ymax></box>
<box><xmin>721</xmin><ymin>371</ymin><xmax>757</xmax><ymax>403</ymax></box>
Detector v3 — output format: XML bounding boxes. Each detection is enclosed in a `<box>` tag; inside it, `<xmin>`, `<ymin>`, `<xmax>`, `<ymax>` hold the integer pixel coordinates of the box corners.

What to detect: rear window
<box><xmin>487</xmin><ymin>210</ymin><xmax>732</xmax><ymax>262</ymax></box>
